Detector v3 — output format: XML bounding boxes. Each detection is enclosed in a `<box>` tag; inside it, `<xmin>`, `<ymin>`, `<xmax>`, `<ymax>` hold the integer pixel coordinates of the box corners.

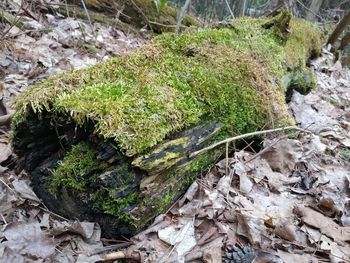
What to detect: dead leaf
<box><xmin>3</xmin><ymin>222</ymin><xmax>55</xmax><ymax>258</ymax></box>
<box><xmin>277</xmin><ymin>250</ymin><xmax>317</xmax><ymax>263</ymax></box>
<box><xmin>274</xmin><ymin>220</ymin><xmax>297</xmax><ymax>242</ymax></box>
<box><xmin>158</xmin><ymin>217</ymin><xmax>196</xmax><ymax>259</ymax></box>
<box><xmin>295</xmin><ymin>206</ymin><xmax>350</xmax><ymax>244</ymax></box>
<box><xmin>12</xmin><ymin>179</ymin><xmax>40</xmax><ymax>202</ymax></box>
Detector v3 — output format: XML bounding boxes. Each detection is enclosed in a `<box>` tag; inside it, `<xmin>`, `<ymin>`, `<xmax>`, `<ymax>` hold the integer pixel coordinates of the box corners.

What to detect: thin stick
<box><xmin>189</xmin><ymin>126</ymin><xmax>306</xmax><ymax>158</ymax></box>
<box><xmin>224</xmin><ymin>0</ymin><xmax>235</xmax><ymax>19</ymax></box>
<box><xmin>225</xmin><ymin>142</ymin><xmax>229</xmax><ymax>176</ymax></box>
<box><xmin>295</xmin><ymin>0</ymin><xmax>324</xmax><ymax>22</ymax></box>
<box><xmin>130</xmin><ymin>0</ymin><xmax>152</xmax><ymax>31</ymax></box>
<box><xmin>88</xmin><ymin>242</ymin><xmax>132</xmax><ymax>256</ymax></box>
<box><xmin>38</xmin><ymin>206</ymin><xmax>69</xmax><ymax>221</ymax></box>
<box><xmin>102</xmin><ymin>251</ymin><xmax>126</xmax><ymax>261</ymax></box>
<box><xmin>175</xmin><ymin>0</ymin><xmax>191</xmax><ymax>34</ymax></box>
<box><xmin>80</xmin><ymin>0</ymin><xmax>94</xmax><ymax>30</ymax></box>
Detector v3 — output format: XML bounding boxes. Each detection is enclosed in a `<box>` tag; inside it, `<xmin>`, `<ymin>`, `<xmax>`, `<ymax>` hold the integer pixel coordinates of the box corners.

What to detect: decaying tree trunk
<box><xmin>12</xmin><ymin>12</ymin><xmax>322</xmax><ymax>238</ymax></box>
<box><xmin>61</xmin><ymin>0</ymin><xmax>201</xmax><ymax>33</ymax></box>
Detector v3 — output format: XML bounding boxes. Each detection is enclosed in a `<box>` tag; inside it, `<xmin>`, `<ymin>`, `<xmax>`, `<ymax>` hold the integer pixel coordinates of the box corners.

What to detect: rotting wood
<box><xmin>12</xmin><ymin>12</ymin><xmax>322</xmax><ymax>238</ymax></box>
<box><xmin>61</xmin><ymin>0</ymin><xmax>201</xmax><ymax>33</ymax></box>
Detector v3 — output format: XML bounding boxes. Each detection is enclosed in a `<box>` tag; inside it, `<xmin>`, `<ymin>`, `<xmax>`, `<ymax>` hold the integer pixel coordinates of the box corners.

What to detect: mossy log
<box><xmin>61</xmin><ymin>0</ymin><xmax>201</xmax><ymax>33</ymax></box>
<box><xmin>12</xmin><ymin>14</ymin><xmax>322</xmax><ymax>237</ymax></box>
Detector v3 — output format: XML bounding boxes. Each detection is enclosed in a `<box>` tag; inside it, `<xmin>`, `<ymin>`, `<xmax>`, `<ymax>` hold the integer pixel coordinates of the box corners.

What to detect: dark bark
<box><xmin>13</xmin><ymin>110</ymin><xmax>222</xmax><ymax>237</ymax></box>
<box><xmin>339</xmin><ymin>31</ymin><xmax>350</xmax><ymax>50</ymax></box>
<box><xmin>64</xmin><ymin>0</ymin><xmax>200</xmax><ymax>33</ymax></box>
<box><xmin>328</xmin><ymin>9</ymin><xmax>350</xmax><ymax>46</ymax></box>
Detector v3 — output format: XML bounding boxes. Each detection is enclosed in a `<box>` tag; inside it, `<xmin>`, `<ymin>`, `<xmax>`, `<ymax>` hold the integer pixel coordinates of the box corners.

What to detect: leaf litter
<box><xmin>1</xmin><ymin>2</ymin><xmax>350</xmax><ymax>262</ymax></box>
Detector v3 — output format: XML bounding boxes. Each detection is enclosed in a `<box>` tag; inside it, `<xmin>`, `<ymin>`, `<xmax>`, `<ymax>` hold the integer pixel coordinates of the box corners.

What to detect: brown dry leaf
<box><xmin>295</xmin><ymin>206</ymin><xmax>350</xmax><ymax>244</ymax></box>
<box><xmin>261</xmin><ymin>139</ymin><xmax>301</xmax><ymax>175</ymax></box>
<box><xmin>236</xmin><ymin>212</ymin><xmax>264</xmax><ymax>245</ymax></box>
<box><xmin>274</xmin><ymin>220</ymin><xmax>297</xmax><ymax>242</ymax></box>
<box><xmin>203</xmin><ymin>246</ymin><xmax>222</xmax><ymax>263</ymax></box>
<box><xmin>178</xmin><ymin>182</ymin><xmax>198</xmax><ymax>207</ymax></box>
<box><xmin>3</xmin><ymin>222</ymin><xmax>55</xmax><ymax>259</ymax></box>
<box><xmin>277</xmin><ymin>250</ymin><xmax>318</xmax><ymax>263</ymax></box>
<box><xmin>185</xmin><ymin>236</ymin><xmax>224</xmax><ymax>262</ymax></box>
<box><xmin>290</xmin><ymin>92</ymin><xmax>340</xmax><ymax>132</ymax></box>
<box><xmin>301</xmin><ymin>225</ymin><xmax>350</xmax><ymax>263</ymax></box>
<box><xmin>235</xmin><ymin>162</ymin><xmax>253</xmax><ymax>194</ymax></box>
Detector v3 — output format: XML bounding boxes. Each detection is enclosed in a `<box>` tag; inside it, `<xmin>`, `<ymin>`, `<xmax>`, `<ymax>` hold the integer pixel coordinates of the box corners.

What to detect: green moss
<box><xmin>50</xmin><ymin>142</ymin><xmax>102</xmax><ymax>193</ymax></box>
<box><xmin>14</xmin><ymin>15</ymin><xmax>322</xmax><ymax>158</ymax></box>
<box><xmin>282</xmin><ymin>67</ymin><xmax>317</xmax><ymax>96</ymax></box>
<box><xmin>285</xmin><ymin>18</ymin><xmax>322</xmax><ymax>69</ymax></box>
<box><xmin>91</xmin><ymin>189</ymin><xmax>139</xmax><ymax>227</ymax></box>
<box><xmin>323</xmin><ymin>97</ymin><xmax>339</xmax><ymax>107</ymax></box>
<box><xmin>12</xmin><ymin>14</ymin><xmax>324</xmax><ymax>235</ymax></box>
<box><xmin>50</xmin><ymin>141</ymin><xmax>141</xmax><ymax>226</ymax></box>
<box><xmin>138</xmin><ymin>148</ymin><xmax>221</xmax><ymax>227</ymax></box>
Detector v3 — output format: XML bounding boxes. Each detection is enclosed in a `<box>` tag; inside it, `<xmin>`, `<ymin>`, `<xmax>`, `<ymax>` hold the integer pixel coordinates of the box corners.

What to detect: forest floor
<box><xmin>1</xmin><ymin>3</ymin><xmax>350</xmax><ymax>263</ymax></box>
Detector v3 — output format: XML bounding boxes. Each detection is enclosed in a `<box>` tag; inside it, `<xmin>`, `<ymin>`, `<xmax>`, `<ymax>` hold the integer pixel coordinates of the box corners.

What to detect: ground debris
<box><xmin>111</xmin><ymin>49</ymin><xmax>350</xmax><ymax>262</ymax></box>
<box><xmin>1</xmin><ymin>2</ymin><xmax>350</xmax><ymax>262</ymax></box>
<box><xmin>0</xmin><ymin>0</ymin><xmax>147</xmax><ymax>261</ymax></box>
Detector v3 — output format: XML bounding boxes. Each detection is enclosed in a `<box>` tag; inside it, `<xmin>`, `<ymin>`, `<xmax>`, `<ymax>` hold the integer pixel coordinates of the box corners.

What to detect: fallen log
<box><xmin>59</xmin><ymin>0</ymin><xmax>201</xmax><ymax>33</ymax></box>
<box><xmin>12</xmin><ymin>13</ymin><xmax>322</xmax><ymax>237</ymax></box>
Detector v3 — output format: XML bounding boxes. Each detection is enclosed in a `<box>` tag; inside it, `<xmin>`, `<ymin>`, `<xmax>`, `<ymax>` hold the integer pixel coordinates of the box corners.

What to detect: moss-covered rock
<box><xmin>12</xmin><ymin>14</ymin><xmax>322</xmax><ymax>237</ymax></box>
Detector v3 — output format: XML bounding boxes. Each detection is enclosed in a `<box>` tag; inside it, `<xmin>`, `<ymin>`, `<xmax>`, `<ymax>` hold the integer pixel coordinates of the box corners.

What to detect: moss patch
<box><xmin>50</xmin><ymin>142</ymin><xmax>102</xmax><ymax>193</ymax></box>
<box><xmin>285</xmin><ymin>18</ymin><xmax>323</xmax><ymax>69</ymax></box>
<box><xmin>50</xmin><ymin>141</ymin><xmax>141</xmax><ymax>226</ymax></box>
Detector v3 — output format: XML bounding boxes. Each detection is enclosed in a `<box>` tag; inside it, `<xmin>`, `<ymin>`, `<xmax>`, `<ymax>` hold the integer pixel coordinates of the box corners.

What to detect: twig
<box><xmin>102</xmin><ymin>251</ymin><xmax>126</xmax><ymax>261</ymax></box>
<box><xmin>244</xmin><ymin>137</ymin><xmax>282</xmax><ymax>164</ymax></box>
<box><xmin>224</xmin><ymin>0</ymin><xmax>235</xmax><ymax>19</ymax></box>
<box><xmin>0</xmin><ymin>212</ymin><xmax>7</xmax><ymax>225</ymax></box>
<box><xmin>225</xmin><ymin>142</ymin><xmax>229</xmax><ymax>176</ymax></box>
<box><xmin>0</xmin><ymin>2</ymin><xmax>24</xmax><ymax>40</ymax></box>
<box><xmin>295</xmin><ymin>0</ymin><xmax>324</xmax><ymax>22</ymax></box>
<box><xmin>88</xmin><ymin>242</ymin><xmax>132</xmax><ymax>256</ymax></box>
<box><xmin>176</xmin><ymin>0</ymin><xmax>191</xmax><ymax>34</ymax></box>
<box><xmin>190</xmin><ymin>126</ymin><xmax>307</xmax><ymax>158</ymax></box>
<box><xmin>0</xmin><ymin>178</ymin><xmax>16</xmax><ymax>193</ymax></box>
<box><xmin>80</xmin><ymin>0</ymin><xmax>94</xmax><ymax>31</ymax></box>
<box><xmin>38</xmin><ymin>206</ymin><xmax>70</xmax><ymax>221</ymax></box>
<box><xmin>130</xmin><ymin>0</ymin><xmax>153</xmax><ymax>31</ymax></box>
